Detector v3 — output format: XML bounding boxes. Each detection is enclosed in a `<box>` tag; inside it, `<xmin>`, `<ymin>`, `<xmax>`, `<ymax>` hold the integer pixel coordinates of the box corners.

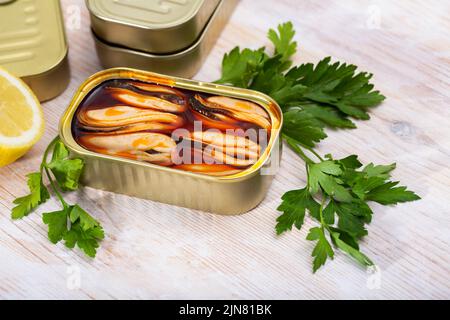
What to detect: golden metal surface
<box><xmin>0</xmin><ymin>0</ymin><xmax>70</xmax><ymax>101</ymax></box>
<box><xmin>86</xmin><ymin>0</ymin><xmax>220</xmax><ymax>54</ymax></box>
<box><xmin>91</xmin><ymin>0</ymin><xmax>237</xmax><ymax>78</ymax></box>
<box><xmin>59</xmin><ymin>68</ymin><xmax>283</xmax><ymax>215</ymax></box>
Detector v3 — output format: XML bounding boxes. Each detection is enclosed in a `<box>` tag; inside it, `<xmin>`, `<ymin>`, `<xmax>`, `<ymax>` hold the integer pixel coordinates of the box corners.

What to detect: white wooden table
<box><xmin>0</xmin><ymin>0</ymin><xmax>449</xmax><ymax>299</ymax></box>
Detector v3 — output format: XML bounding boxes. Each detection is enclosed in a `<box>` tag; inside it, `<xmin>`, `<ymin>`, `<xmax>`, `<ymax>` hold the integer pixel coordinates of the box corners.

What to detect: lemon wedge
<box><xmin>0</xmin><ymin>67</ymin><xmax>44</xmax><ymax>167</ymax></box>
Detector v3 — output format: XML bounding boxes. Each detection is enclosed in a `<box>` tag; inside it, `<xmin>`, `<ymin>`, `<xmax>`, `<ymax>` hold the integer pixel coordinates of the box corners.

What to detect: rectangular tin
<box><xmin>91</xmin><ymin>0</ymin><xmax>237</xmax><ymax>78</ymax></box>
<box><xmin>0</xmin><ymin>0</ymin><xmax>70</xmax><ymax>101</ymax></box>
<box><xmin>59</xmin><ymin>68</ymin><xmax>282</xmax><ymax>215</ymax></box>
<box><xmin>86</xmin><ymin>0</ymin><xmax>221</xmax><ymax>54</ymax></box>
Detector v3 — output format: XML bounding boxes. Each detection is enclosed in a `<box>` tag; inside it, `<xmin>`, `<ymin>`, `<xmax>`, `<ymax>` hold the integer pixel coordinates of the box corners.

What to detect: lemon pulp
<box><xmin>0</xmin><ymin>67</ymin><xmax>44</xmax><ymax>167</ymax></box>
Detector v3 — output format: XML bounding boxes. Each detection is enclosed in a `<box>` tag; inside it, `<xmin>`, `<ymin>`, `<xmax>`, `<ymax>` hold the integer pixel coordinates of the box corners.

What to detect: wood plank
<box><xmin>0</xmin><ymin>0</ymin><xmax>448</xmax><ymax>299</ymax></box>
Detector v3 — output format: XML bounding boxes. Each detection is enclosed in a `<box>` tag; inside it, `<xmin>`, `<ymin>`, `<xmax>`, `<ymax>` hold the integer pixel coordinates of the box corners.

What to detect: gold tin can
<box><xmin>86</xmin><ymin>0</ymin><xmax>221</xmax><ymax>54</ymax></box>
<box><xmin>59</xmin><ymin>68</ymin><xmax>282</xmax><ymax>215</ymax></box>
<box><xmin>0</xmin><ymin>0</ymin><xmax>70</xmax><ymax>101</ymax></box>
<box><xmin>90</xmin><ymin>0</ymin><xmax>238</xmax><ymax>78</ymax></box>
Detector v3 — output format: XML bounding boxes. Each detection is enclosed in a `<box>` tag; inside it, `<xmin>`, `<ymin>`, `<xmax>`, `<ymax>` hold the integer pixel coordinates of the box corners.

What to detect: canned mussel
<box><xmin>60</xmin><ymin>68</ymin><xmax>282</xmax><ymax>215</ymax></box>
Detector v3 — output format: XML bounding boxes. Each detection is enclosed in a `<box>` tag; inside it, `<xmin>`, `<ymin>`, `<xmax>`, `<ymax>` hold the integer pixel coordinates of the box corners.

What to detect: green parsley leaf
<box><xmin>293</xmin><ymin>57</ymin><xmax>386</xmax><ymax>120</ymax></box>
<box><xmin>276</xmin><ymin>187</ymin><xmax>320</xmax><ymax>234</ymax></box>
<box><xmin>268</xmin><ymin>21</ymin><xmax>297</xmax><ymax>68</ymax></box>
<box><xmin>342</xmin><ymin>161</ymin><xmax>420</xmax><ymax>205</ymax></box>
<box><xmin>51</xmin><ymin>140</ymin><xmax>69</xmax><ymax>161</ymax></box>
<box><xmin>11</xmin><ymin>173</ymin><xmax>49</xmax><ymax>220</ymax></box>
<box><xmin>306</xmin><ymin>227</ymin><xmax>334</xmax><ymax>273</ymax></box>
<box><xmin>329</xmin><ymin>227</ymin><xmax>359</xmax><ymax>250</ymax></box>
<box><xmin>293</xmin><ymin>102</ymin><xmax>357</xmax><ymax>129</ymax></box>
<box><xmin>334</xmin><ymin>203</ymin><xmax>369</xmax><ymax>239</ymax></box>
<box><xmin>250</xmin><ymin>55</ymin><xmax>307</xmax><ymax>105</ymax></box>
<box><xmin>282</xmin><ymin>109</ymin><xmax>327</xmax><ymax>148</ymax></box>
<box><xmin>366</xmin><ymin>181</ymin><xmax>421</xmax><ymax>205</ymax></box>
<box><xmin>216</xmin><ymin>47</ymin><xmax>267</xmax><ymax>88</ymax></box>
<box><xmin>65</xmin><ymin>204</ymin><xmax>104</xmax><ymax>257</ymax></box>
<box><xmin>47</xmin><ymin>141</ymin><xmax>84</xmax><ymax>191</ymax></box>
<box><xmin>330</xmin><ymin>231</ymin><xmax>374</xmax><ymax>268</ymax></box>
<box><xmin>42</xmin><ymin>209</ymin><xmax>68</xmax><ymax>244</ymax></box>
<box><xmin>322</xmin><ymin>200</ymin><xmax>336</xmax><ymax>225</ymax></box>
<box><xmin>335</xmin><ymin>155</ymin><xmax>363</xmax><ymax>170</ymax></box>
<box><xmin>308</xmin><ymin>161</ymin><xmax>353</xmax><ymax>202</ymax></box>
<box><xmin>69</xmin><ymin>204</ymin><xmax>100</xmax><ymax>231</ymax></box>
<box><xmin>64</xmin><ymin>222</ymin><xmax>104</xmax><ymax>258</ymax></box>
<box><xmin>43</xmin><ymin>204</ymin><xmax>104</xmax><ymax>258</ymax></box>
<box><xmin>352</xmin><ymin>176</ymin><xmax>387</xmax><ymax>199</ymax></box>
<box><xmin>363</xmin><ymin>163</ymin><xmax>396</xmax><ymax>179</ymax></box>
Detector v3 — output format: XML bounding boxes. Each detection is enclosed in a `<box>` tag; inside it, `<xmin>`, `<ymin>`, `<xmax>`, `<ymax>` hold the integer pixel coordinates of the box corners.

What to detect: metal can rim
<box><xmin>22</xmin><ymin>45</ymin><xmax>69</xmax><ymax>79</ymax></box>
<box><xmin>59</xmin><ymin>67</ymin><xmax>283</xmax><ymax>183</ymax></box>
<box><xmin>91</xmin><ymin>27</ymin><xmax>203</xmax><ymax>59</ymax></box>
<box><xmin>85</xmin><ymin>0</ymin><xmax>217</xmax><ymax>30</ymax></box>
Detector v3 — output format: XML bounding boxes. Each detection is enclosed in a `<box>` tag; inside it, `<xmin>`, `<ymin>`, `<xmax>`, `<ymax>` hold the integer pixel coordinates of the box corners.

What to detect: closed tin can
<box><xmin>59</xmin><ymin>68</ymin><xmax>282</xmax><ymax>215</ymax></box>
<box><xmin>88</xmin><ymin>0</ymin><xmax>238</xmax><ymax>78</ymax></box>
<box><xmin>0</xmin><ymin>0</ymin><xmax>70</xmax><ymax>101</ymax></box>
<box><xmin>86</xmin><ymin>0</ymin><xmax>220</xmax><ymax>54</ymax></box>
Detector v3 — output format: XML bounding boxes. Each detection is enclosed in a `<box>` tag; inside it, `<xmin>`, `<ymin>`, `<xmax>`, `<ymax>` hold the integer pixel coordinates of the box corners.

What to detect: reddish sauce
<box><xmin>72</xmin><ymin>79</ymin><xmax>271</xmax><ymax>176</ymax></box>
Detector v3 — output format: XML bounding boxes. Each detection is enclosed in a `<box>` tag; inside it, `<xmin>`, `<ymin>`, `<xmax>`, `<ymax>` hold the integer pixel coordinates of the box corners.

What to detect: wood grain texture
<box><xmin>0</xmin><ymin>0</ymin><xmax>449</xmax><ymax>299</ymax></box>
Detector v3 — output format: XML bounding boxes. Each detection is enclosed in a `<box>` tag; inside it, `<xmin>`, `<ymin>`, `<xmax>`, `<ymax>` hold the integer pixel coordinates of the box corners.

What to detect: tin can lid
<box><xmin>0</xmin><ymin>0</ymin><xmax>68</xmax><ymax>78</ymax></box>
<box><xmin>87</xmin><ymin>0</ymin><xmax>215</xmax><ymax>29</ymax></box>
<box><xmin>86</xmin><ymin>0</ymin><xmax>221</xmax><ymax>54</ymax></box>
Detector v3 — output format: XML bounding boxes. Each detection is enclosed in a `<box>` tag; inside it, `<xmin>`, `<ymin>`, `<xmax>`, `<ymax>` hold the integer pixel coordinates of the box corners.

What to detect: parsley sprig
<box><xmin>217</xmin><ymin>22</ymin><xmax>420</xmax><ymax>272</ymax></box>
<box><xmin>12</xmin><ymin>137</ymin><xmax>104</xmax><ymax>258</ymax></box>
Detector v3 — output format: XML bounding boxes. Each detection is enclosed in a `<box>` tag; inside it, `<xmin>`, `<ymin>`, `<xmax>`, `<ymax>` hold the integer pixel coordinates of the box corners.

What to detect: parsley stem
<box><xmin>39</xmin><ymin>136</ymin><xmax>60</xmax><ymax>173</ymax></box>
<box><xmin>40</xmin><ymin>136</ymin><xmax>69</xmax><ymax>209</ymax></box>
<box><xmin>319</xmin><ymin>197</ymin><xmax>326</xmax><ymax>229</ymax></box>
<box><xmin>302</xmin><ymin>145</ymin><xmax>324</xmax><ymax>162</ymax></box>
<box><xmin>44</xmin><ymin>166</ymin><xmax>68</xmax><ymax>209</ymax></box>
<box><xmin>318</xmin><ymin>196</ymin><xmax>332</xmax><ymax>234</ymax></box>
<box><xmin>282</xmin><ymin>135</ymin><xmax>315</xmax><ymax>164</ymax></box>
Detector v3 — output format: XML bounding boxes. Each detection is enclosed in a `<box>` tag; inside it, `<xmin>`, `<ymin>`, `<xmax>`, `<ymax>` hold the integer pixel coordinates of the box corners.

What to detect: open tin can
<box><xmin>59</xmin><ymin>68</ymin><xmax>282</xmax><ymax>215</ymax></box>
<box><xmin>0</xmin><ymin>0</ymin><xmax>70</xmax><ymax>101</ymax></box>
<box><xmin>87</xmin><ymin>0</ymin><xmax>238</xmax><ymax>78</ymax></box>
